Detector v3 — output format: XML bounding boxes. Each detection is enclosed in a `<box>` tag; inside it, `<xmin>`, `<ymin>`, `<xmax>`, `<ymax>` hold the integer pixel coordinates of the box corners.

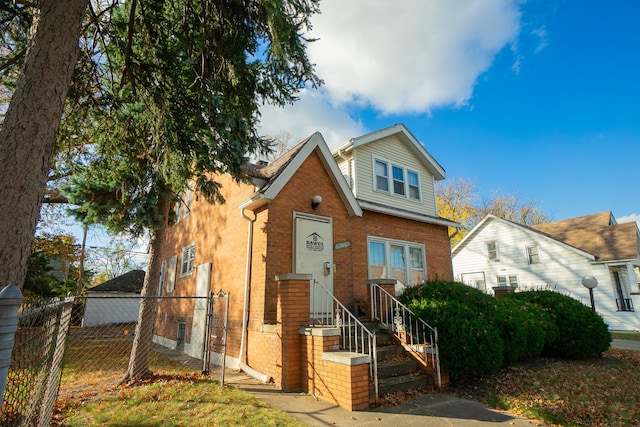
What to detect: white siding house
<box><xmin>452</xmin><ymin>212</ymin><xmax>640</xmax><ymax>331</ymax></box>
<box><xmin>82</xmin><ymin>269</ymin><xmax>145</xmax><ymax>327</ymax></box>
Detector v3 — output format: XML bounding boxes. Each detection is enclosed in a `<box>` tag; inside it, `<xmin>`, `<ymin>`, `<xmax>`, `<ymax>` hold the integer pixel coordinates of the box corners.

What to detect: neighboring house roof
<box><xmin>532</xmin><ymin>211</ymin><xmax>640</xmax><ymax>262</ymax></box>
<box><xmin>453</xmin><ymin>212</ymin><xmax>640</xmax><ymax>264</ymax></box>
<box><xmin>87</xmin><ymin>269</ymin><xmax>145</xmax><ymax>293</ymax></box>
<box><xmin>332</xmin><ymin>123</ymin><xmax>446</xmax><ymax>181</ymax></box>
<box><xmin>241</xmin><ymin>132</ymin><xmax>363</xmax><ymax>217</ymax></box>
<box><xmin>452</xmin><ymin>214</ymin><xmax>597</xmax><ymax>261</ymax></box>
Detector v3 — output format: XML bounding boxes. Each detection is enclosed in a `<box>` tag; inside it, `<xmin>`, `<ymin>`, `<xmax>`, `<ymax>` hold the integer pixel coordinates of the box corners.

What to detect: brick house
<box><xmin>151</xmin><ymin>124</ymin><xmax>456</xmax><ymax>409</ymax></box>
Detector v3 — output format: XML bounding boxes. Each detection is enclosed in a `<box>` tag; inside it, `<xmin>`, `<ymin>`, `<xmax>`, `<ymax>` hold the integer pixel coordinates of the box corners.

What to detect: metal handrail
<box><xmin>310</xmin><ymin>280</ymin><xmax>379</xmax><ymax>403</ymax></box>
<box><xmin>370</xmin><ymin>284</ymin><xmax>441</xmax><ymax>387</ymax></box>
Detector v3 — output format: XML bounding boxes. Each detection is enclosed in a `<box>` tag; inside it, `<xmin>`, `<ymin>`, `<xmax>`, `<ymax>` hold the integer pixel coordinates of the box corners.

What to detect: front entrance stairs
<box><xmin>363</xmin><ymin>322</ymin><xmax>438</xmax><ymax>398</ymax></box>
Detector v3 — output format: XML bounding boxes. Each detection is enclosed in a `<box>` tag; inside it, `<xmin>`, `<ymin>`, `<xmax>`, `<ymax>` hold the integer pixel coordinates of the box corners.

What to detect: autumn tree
<box><xmin>23</xmin><ymin>233</ymin><xmax>85</xmax><ymax>300</ymax></box>
<box><xmin>437</xmin><ymin>177</ymin><xmax>552</xmax><ymax>247</ymax></box>
<box><xmin>62</xmin><ymin>0</ymin><xmax>321</xmax><ymax>381</ymax></box>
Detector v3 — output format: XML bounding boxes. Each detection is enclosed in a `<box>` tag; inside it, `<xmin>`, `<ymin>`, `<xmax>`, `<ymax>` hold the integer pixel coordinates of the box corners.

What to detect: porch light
<box><xmin>311</xmin><ymin>195</ymin><xmax>322</xmax><ymax>210</ymax></box>
<box><xmin>582</xmin><ymin>276</ymin><xmax>598</xmax><ymax>312</ymax></box>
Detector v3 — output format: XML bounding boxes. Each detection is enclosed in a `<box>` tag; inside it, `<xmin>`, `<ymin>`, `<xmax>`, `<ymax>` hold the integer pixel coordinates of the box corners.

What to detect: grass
<box><xmin>451</xmin><ymin>348</ymin><xmax>640</xmax><ymax>426</ymax></box>
<box><xmin>611</xmin><ymin>331</ymin><xmax>640</xmax><ymax>341</ymax></box>
<box><xmin>55</xmin><ymin>373</ymin><xmax>304</xmax><ymax>426</ymax></box>
<box><xmin>52</xmin><ymin>337</ymin><xmax>304</xmax><ymax>426</ymax></box>
<box><xmin>51</xmin><ymin>334</ymin><xmax>640</xmax><ymax>426</ymax></box>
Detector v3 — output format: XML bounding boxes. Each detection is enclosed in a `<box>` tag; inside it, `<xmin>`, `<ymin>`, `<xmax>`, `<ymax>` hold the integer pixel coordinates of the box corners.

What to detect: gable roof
<box><xmin>241</xmin><ymin>132</ymin><xmax>363</xmax><ymax>217</ymax></box>
<box><xmin>87</xmin><ymin>269</ymin><xmax>145</xmax><ymax>293</ymax></box>
<box><xmin>452</xmin><ymin>214</ymin><xmax>596</xmax><ymax>260</ymax></box>
<box><xmin>532</xmin><ymin>211</ymin><xmax>640</xmax><ymax>261</ymax></box>
<box><xmin>332</xmin><ymin>123</ymin><xmax>446</xmax><ymax>180</ymax></box>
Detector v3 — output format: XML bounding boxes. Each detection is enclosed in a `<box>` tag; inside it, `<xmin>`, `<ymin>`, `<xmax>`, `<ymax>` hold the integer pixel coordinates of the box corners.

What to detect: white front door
<box><xmin>294</xmin><ymin>214</ymin><xmax>333</xmax><ymax>321</ymax></box>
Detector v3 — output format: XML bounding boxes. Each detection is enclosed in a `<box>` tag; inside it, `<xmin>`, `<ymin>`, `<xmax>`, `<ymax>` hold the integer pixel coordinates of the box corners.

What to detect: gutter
<box><xmin>238</xmin><ymin>206</ymin><xmax>270</xmax><ymax>383</ymax></box>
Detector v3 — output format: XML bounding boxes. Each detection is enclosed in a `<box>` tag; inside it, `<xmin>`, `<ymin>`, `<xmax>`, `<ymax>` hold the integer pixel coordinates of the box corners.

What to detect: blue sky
<box><xmin>258</xmin><ymin>0</ymin><xmax>640</xmax><ymax>225</ymax></box>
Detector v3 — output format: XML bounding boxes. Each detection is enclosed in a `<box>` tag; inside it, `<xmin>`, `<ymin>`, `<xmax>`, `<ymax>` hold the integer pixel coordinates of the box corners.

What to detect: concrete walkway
<box><xmin>224</xmin><ymin>369</ymin><xmax>543</xmax><ymax>427</ymax></box>
<box><xmin>164</xmin><ymin>339</ymin><xmax>639</xmax><ymax>426</ymax></box>
<box><xmin>222</xmin><ymin>339</ymin><xmax>639</xmax><ymax>426</ymax></box>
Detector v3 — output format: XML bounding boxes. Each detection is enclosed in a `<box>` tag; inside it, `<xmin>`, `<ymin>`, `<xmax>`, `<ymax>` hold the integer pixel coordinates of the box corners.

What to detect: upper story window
<box><xmin>487</xmin><ymin>241</ymin><xmax>498</xmax><ymax>261</ymax></box>
<box><xmin>180</xmin><ymin>243</ymin><xmax>196</xmax><ymax>277</ymax></box>
<box><xmin>375</xmin><ymin>160</ymin><xmax>389</xmax><ymax>192</ymax></box>
<box><xmin>373</xmin><ymin>157</ymin><xmax>421</xmax><ymax>201</ymax></box>
<box><xmin>174</xmin><ymin>186</ymin><xmax>193</xmax><ymax>224</ymax></box>
<box><xmin>527</xmin><ymin>245</ymin><xmax>541</xmax><ymax>264</ymax></box>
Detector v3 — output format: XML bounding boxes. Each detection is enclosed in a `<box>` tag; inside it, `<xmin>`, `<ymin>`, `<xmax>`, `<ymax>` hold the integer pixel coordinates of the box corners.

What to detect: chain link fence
<box><xmin>1</xmin><ymin>296</ymin><xmax>74</xmax><ymax>427</ymax></box>
<box><xmin>1</xmin><ymin>292</ymin><xmax>229</xmax><ymax>427</ymax></box>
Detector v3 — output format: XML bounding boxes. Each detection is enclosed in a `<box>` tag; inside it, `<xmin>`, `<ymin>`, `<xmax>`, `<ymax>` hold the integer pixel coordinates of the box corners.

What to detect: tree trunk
<box><xmin>123</xmin><ymin>192</ymin><xmax>170</xmax><ymax>382</ymax></box>
<box><xmin>0</xmin><ymin>0</ymin><xmax>88</xmax><ymax>290</ymax></box>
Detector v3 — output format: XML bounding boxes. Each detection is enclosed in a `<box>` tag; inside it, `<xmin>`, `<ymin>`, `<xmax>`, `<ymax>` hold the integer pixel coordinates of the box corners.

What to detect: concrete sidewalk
<box><xmin>222</xmin><ymin>340</ymin><xmax>639</xmax><ymax>426</ymax></box>
<box><xmin>223</xmin><ymin>369</ymin><xmax>543</xmax><ymax>427</ymax></box>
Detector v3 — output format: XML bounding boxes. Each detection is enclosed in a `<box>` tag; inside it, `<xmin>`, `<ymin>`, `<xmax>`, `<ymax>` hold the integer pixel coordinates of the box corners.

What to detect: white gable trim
<box><xmin>243</xmin><ymin>132</ymin><xmax>363</xmax><ymax>217</ymax></box>
<box><xmin>453</xmin><ymin>214</ymin><xmax>597</xmax><ymax>261</ymax></box>
<box><xmin>334</xmin><ymin>124</ymin><xmax>445</xmax><ymax>181</ymax></box>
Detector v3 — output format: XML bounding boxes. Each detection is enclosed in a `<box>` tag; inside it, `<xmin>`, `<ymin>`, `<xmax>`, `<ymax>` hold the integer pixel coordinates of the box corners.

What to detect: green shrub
<box><xmin>403</xmin><ymin>280</ymin><xmax>498</xmax><ymax>315</ymax></box>
<box><xmin>508</xmin><ymin>290</ymin><xmax>611</xmax><ymax>359</ymax></box>
<box><xmin>494</xmin><ymin>297</ymin><xmax>549</xmax><ymax>365</ymax></box>
<box><xmin>407</xmin><ymin>297</ymin><xmax>504</xmax><ymax>380</ymax></box>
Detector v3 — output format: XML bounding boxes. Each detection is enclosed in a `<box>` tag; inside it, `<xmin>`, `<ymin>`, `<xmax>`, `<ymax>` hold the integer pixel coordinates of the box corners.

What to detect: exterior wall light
<box><xmin>311</xmin><ymin>195</ymin><xmax>322</xmax><ymax>210</ymax></box>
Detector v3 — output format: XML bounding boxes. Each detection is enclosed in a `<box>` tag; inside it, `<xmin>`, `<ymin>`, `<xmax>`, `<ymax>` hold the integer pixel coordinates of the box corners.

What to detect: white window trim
<box><xmin>487</xmin><ymin>241</ymin><xmax>499</xmax><ymax>261</ymax></box>
<box><xmin>372</xmin><ymin>156</ymin><xmax>422</xmax><ymax>202</ymax></box>
<box><xmin>526</xmin><ymin>244</ymin><xmax>542</xmax><ymax>264</ymax></box>
<box><xmin>180</xmin><ymin>243</ymin><xmax>196</xmax><ymax>277</ymax></box>
<box><xmin>497</xmin><ymin>274</ymin><xmax>519</xmax><ymax>288</ymax></box>
<box><xmin>367</xmin><ymin>236</ymin><xmax>426</xmax><ymax>286</ymax></box>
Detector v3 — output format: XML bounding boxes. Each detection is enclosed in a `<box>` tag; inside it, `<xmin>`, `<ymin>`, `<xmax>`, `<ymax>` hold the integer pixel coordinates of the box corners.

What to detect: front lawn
<box><xmin>451</xmin><ymin>348</ymin><xmax>640</xmax><ymax>426</ymax></box>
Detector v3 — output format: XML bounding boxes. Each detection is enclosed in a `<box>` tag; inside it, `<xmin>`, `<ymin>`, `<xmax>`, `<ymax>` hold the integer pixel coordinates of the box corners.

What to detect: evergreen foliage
<box><xmin>402</xmin><ymin>281</ymin><xmax>605</xmax><ymax>380</ymax></box>
<box><xmin>507</xmin><ymin>290</ymin><xmax>611</xmax><ymax>359</ymax></box>
<box><xmin>63</xmin><ymin>0</ymin><xmax>321</xmax><ymax>234</ymax></box>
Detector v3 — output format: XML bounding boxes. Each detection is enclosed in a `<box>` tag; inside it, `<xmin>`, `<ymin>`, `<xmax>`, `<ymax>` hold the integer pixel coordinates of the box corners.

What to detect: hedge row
<box><xmin>401</xmin><ymin>281</ymin><xmax>611</xmax><ymax>380</ymax></box>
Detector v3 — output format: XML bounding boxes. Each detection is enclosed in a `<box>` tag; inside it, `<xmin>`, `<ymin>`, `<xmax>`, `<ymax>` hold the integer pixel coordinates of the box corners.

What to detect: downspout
<box><xmin>239</xmin><ymin>207</ymin><xmax>270</xmax><ymax>383</ymax></box>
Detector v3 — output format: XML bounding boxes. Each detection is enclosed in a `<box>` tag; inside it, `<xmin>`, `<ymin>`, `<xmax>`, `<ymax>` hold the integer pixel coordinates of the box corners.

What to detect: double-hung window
<box><xmin>373</xmin><ymin>158</ymin><xmax>421</xmax><ymax>201</ymax></box>
<box><xmin>487</xmin><ymin>241</ymin><xmax>498</xmax><ymax>261</ymax></box>
<box><xmin>527</xmin><ymin>245</ymin><xmax>541</xmax><ymax>264</ymax></box>
<box><xmin>368</xmin><ymin>237</ymin><xmax>426</xmax><ymax>288</ymax></box>
<box><xmin>392</xmin><ymin>166</ymin><xmax>405</xmax><ymax>196</ymax></box>
<box><xmin>180</xmin><ymin>244</ymin><xmax>196</xmax><ymax>277</ymax></box>
<box><xmin>374</xmin><ymin>160</ymin><xmax>389</xmax><ymax>192</ymax></box>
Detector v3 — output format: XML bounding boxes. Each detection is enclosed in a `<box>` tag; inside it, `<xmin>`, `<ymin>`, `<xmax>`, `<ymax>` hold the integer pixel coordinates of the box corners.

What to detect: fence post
<box><xmin>0</xmin><ymin>284</ymin><xmax>23</xmax><ymax>403</ymax></box>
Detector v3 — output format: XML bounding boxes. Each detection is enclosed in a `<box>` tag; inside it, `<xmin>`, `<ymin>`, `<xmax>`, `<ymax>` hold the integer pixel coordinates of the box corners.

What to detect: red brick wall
<box><xmin>152</xmin><ymin>146</ymin><xmax>453</xmax><ymax>389</ymax></box>
<box><xmin>302</xmin><ymin>333</ymin><xmax>370</xmax><ymax>410</ymax></box>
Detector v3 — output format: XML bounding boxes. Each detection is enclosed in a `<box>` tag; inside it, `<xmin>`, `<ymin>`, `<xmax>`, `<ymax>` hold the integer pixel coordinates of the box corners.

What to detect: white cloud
<box><xmin>259</xmin><ymin>89</ymin><xmax>366</xmax><ymax>150</ymax></box>
<box><xmin>306</xmin><ymin>0</ymin><xmax>521</xmax><ymax>114</ymax></box>
<box><xmin>259</xmin><ymin>0</ymin><xmax>523</xmax><ymax>148</ymax></box>
<box><xmin>618</xmin><ymin>213</ymin><xmax>640</xmax><ymax>228</ymax></box>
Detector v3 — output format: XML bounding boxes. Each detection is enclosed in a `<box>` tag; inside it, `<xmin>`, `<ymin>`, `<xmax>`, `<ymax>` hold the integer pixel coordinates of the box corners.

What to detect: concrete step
<box><xmin>377</xmin><ymin>357</ymin><xmax>419</xmax><ymax>379</ymax></box>
<box><xmin>376</xmin><ymin>371</ymin><xmax>434</xmax><ymax>396</ymax></box>
<box><xmin>375</xmin><ymin>343</ymin><xmax>406</xmax><ymax>360</ymax></box>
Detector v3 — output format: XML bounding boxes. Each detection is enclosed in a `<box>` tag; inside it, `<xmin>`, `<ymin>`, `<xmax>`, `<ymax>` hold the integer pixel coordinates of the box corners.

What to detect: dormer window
<box><xmin>375</xmin><ymin>160</ymin><xmax>389</xmax><ymax>192</ymax></box>
<box><xmin>373</xmin><ymin>157</ymin><xmax>421</xmax><ymax>201</ymax></box>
